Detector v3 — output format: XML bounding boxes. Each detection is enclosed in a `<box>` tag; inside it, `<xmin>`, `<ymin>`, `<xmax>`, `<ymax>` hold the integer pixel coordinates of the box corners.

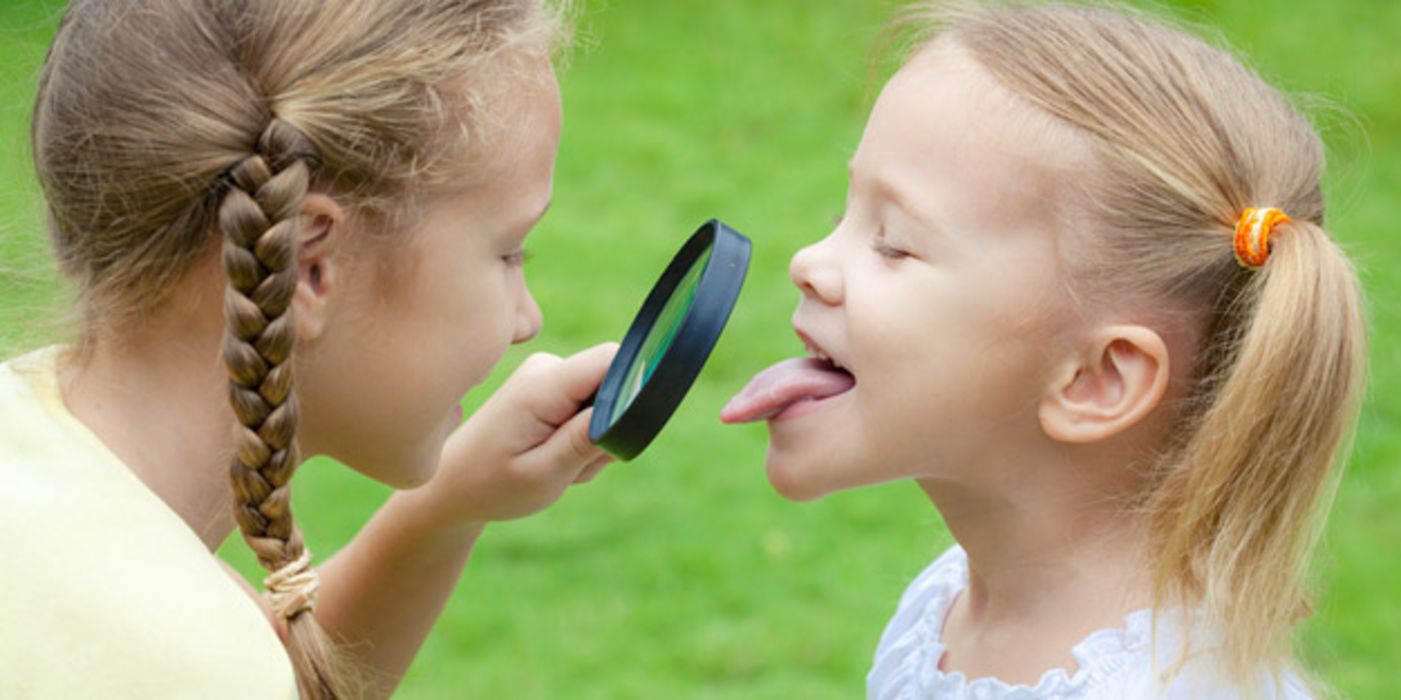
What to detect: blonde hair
<box><xmin>902</xmin><ymin>1</ymin><xmax>1366</xmax><ymax>693</ymax></box>
<box><xmin>33</xmin><ymin>1</ymin><xmax>564</xmax><ymax>697</ymax></box>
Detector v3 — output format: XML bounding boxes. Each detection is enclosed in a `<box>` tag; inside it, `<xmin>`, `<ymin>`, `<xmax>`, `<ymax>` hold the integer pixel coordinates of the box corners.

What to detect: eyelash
<box><xmin>503</xmin><ymin>249</ymin><xmax>532</xmax><ymax>267</ymax></box>
<box><xmin>873</xmin><ymin>230</ymin><xmax>910</xmax><ymax>260</ymax></box>
<box><xmin>833</xmin><ymin>213</ymin><xmax>910</xmax><ymax>260</ymax></box>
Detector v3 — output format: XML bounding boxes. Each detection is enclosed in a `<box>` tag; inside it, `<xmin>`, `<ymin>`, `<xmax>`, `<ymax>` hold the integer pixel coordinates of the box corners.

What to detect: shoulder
<box><xmin>883</xmin><ymin>544</ymin><xmax>967</xmax><ymax>641</ymax></box>
<box><xmin>0</xmin><ymin>349</ymin><xmax>298</xmax><ymax>698</ymax></box>
<box><xmin>1062</xmin><ymin>614</ymin><xmax>1317</xmax><ymax>700</ymax></box>
<box><xmin>0</xmin><ymin>347</ymin><xmax>96</xmax><ymax>500</ymax></box>
<box><xmin>0</xmin><ymin>347</ymin><xmax>97</xmax><ymax>472</ymax></box>
<box><xmin>0</xmin><ymin>348</ymin><xmax>59</xmax><ymax>446</ymax></box>
<box><xmin>219</xmin><ymin>559</ymin><xmax>290</xmax><ymax>643</ymax></box>
<box><xmin>1111</xmin><ymin>643</ymin><xmax>1317</xmax><ymax>700</ymax></box>
<box><xmin>1158</xmin><ymin>663</ymin><xmax>1315</xmax><ymax>700</ymax></box>
<box><xmin>867</xmin><ymin>544</ymin><xmax>967</xmax><ymax>697</ymax></box>
<box><xmin>892</xmin><ymin>544</ymin><xmax>967</xmax><ymax>615</ymax></box>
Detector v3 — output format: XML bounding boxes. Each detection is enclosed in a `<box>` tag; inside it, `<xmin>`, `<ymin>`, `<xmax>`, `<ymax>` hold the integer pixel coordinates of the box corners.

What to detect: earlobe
<box><xmin>292</xmin><ymin>194</ymin><xmax>345</xmax><ymax>342</ymax></box>
<box><xmin>1039</xmin><ymin>325</ymin><xmax>1170</xmax><ymax>444</ymax></box>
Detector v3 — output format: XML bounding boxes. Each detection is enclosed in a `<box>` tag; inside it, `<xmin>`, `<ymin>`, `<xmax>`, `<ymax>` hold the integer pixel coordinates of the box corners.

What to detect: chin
<box><xmin>396</xmin><ymin>444</ymin><xmax>445</xmax><ymax>489</ymax></box>
<box><xmin>344</xmin><ymin>439</ymin><xmax>442</xmax><ymax>490</ymax></box>
<box><xmin>384</xmin><ymin>463</ymin><xmax>438</xmax><ymax>490</ymax></box>
<box><xmin>765</xmin><ymin>450</ymin><xmax>835</xmax><ymax>502</ymax></box>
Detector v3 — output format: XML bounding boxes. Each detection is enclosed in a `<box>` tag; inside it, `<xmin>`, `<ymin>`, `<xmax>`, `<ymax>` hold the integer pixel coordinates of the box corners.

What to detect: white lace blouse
<box><xmin>866</xmin><ymin>546</ymin><xmax>1311</xmax><ymax>700</ymax></box>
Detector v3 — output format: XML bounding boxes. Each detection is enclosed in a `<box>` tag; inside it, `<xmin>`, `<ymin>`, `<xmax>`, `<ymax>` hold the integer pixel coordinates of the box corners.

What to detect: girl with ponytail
<box><xmin>1</xmin><ymin>1</ymin><xmax>618</xmax><ymax>698</ymax></box>
<box><xmin>722</xmin><ymin>2</ymin><xmax>1365</xmax><ymax>697</ymax></box>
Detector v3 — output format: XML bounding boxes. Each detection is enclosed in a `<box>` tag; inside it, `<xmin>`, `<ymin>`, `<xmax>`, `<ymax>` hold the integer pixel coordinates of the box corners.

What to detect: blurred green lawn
<box><xmin>2</xmin><ymin>1</ymin><xmax>1397</xmax><ymax>698</ymax></box>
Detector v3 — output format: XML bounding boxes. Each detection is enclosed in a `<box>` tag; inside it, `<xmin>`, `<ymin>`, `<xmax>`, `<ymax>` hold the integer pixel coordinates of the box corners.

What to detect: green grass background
<box><xmin>2</xmin><ymin>0</ymin><xmax>1397</xmax><ymax>697</ymax></box>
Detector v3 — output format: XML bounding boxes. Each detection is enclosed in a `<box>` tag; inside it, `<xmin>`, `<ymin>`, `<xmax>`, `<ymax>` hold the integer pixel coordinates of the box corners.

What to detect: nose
<box><xmin>789</xmin><ymin>234</ymin><xmax>844</xmax><ymax>305</ymax></box>
<box><xmin>512</xmin><ymin>286</ymin><xmax>543</xmax><ymax>344</ymax></box>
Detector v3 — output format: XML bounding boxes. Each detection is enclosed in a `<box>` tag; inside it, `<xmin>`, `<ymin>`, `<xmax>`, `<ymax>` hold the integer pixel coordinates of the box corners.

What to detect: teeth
<box><xmin>805</xmin><ymin>342</ymin><xmax>842</xmax><ymax>370</ymax></box>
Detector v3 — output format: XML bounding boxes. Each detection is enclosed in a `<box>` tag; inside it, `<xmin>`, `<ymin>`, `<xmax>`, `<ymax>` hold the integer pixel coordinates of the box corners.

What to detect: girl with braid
<box><xmin>1</xmin><ymin>1</ymin><xmax>614</xmax><ymax>698</ymax></box>
<box><xmin>722</xmin><ymin>2</ymin><xmax>1366</xmax><ymax>698</ymax></box>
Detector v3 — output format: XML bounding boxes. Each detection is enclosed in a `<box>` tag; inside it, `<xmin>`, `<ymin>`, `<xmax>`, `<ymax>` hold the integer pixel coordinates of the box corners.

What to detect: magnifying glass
<box><xmin>588</xmin><ymin>219</ymin><xmax>751</xmax><ymax>460</ymax></box>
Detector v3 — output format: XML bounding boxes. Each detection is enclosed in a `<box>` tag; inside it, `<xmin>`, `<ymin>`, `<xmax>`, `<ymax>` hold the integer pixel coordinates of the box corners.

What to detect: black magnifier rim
<box><xmin>588</xmin><ymin>219</ymin><xmax>751</xmax><ymax>460</ymax></box>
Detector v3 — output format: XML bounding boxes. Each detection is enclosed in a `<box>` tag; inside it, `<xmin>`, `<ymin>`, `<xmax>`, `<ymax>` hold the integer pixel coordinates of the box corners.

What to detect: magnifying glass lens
<box><xmin>589</xmin><ymin>220</ymin><xmax>750</xmax><ymax>460</ymax></box>
<box><xmin>612</xmin><ymin>246</ymin><xmax>713</xmax><ymax>422</ymax></box>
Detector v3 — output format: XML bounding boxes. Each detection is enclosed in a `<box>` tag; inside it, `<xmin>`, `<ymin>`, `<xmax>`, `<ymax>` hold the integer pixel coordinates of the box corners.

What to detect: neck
<box><xmin>918</xmin><ymin>449</ymin><xmax>1150</xmax><ymax>629</ymax></box>
<box><xmin>59</xmin><ymin>302</ymin><xmax>237</xmax><ymax>552</ymax></box>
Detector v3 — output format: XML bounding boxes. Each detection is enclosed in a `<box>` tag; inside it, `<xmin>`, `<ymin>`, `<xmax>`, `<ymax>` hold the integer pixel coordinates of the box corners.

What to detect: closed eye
<box><xmin>873</xmin><ymin>229</ymin><xmax>910</xmax><ymax>260</ymax></box>
<box><xmin>873</xmin><ymin>243</ymin><xmax>909</xmax><ymax>260</ymax></box>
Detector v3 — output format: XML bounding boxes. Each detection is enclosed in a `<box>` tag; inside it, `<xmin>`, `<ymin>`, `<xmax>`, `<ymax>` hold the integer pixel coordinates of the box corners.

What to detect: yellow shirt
<box><xmin>0</xmin><ymin>347</ymin><xmax>298</xmax><ymax>699</ymax></box>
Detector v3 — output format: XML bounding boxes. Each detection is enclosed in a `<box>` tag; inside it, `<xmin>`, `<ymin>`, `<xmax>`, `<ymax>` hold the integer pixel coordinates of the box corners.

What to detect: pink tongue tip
<box><xmin>721</xmin><ymin>357</ymin><xmax>855</xmax><ymax>424</ymax></box>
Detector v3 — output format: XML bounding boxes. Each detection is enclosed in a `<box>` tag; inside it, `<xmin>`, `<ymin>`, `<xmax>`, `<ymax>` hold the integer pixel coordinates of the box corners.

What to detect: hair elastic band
<box><xmin>1234</xmin><ymin>207</ymin><xmax>1292</xmax><ymax>269</ymax></box>
<box><xmin>265</xmin><ymin>548</ymin><xmax>320</xmax><ymax>619</ymax></box>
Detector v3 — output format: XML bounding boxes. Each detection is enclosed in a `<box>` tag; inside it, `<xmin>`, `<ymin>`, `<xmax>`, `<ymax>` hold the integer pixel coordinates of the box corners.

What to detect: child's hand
<box><xmin>427</xmin><ymin>343</ymin><xmax>620</xmax><ymax>525</ymax></box>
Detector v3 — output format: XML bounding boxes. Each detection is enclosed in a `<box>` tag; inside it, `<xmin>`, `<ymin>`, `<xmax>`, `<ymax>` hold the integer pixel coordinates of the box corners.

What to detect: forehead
<box><xmin>854</xmin><ymin>41</ymin><xmax>1089</xmax><ymax>236</ymax></box>
<box><xmin>468</xmin><ymin>55</ymin><xmax>563</xmax><ymax>187</ymax></box>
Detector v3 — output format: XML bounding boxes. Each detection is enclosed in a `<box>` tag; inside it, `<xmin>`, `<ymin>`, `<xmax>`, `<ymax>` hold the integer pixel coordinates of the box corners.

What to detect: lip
<box><xmin>793</xmin><ymin>326</ymin><xmax>849</xmax><ymax>373</ymax></box>
<box><xmin>761</xmin><ymin>324</ymin><xmax>855</xmax><ymax>424</ymax></box>
<box><xmin>770</xmin><ymin>388</ymin><xmax>854</xmax><ymax>422</ymax></box>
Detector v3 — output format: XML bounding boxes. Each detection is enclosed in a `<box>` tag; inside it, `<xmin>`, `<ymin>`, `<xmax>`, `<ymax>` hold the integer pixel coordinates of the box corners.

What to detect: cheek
<box><xmin>847</xmin><ymin>268</ymin><xmax>1056</xmax><ymax>466</ymax></box>
<box><xmin>444</xmin><ymin>272</ymin><xmax>516</xmax><ymax>381</ymax></box>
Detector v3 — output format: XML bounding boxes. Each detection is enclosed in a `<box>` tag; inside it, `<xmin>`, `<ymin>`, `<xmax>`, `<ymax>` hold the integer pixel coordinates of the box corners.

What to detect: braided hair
<box><xmin>217</xmin><ymin>119</ymin><xmax>340</xmax><ymax>694</ymax></box>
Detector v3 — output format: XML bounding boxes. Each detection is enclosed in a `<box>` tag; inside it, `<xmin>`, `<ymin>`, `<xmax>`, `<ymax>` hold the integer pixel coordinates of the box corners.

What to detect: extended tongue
<box><xmin>720</xmin><ymin>357</ymin><xmax>855</xmax><ymax>424</ymax></box>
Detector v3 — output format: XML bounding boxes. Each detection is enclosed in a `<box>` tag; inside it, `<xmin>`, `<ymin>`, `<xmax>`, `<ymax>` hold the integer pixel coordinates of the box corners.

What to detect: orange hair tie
<box><xmin>1233</xmin><ymin>207</ymin><xmax>1292</xmax><ymax>269</ymax></box>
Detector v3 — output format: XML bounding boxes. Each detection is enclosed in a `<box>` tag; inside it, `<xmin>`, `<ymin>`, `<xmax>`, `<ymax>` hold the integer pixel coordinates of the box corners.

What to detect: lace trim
<box><xmin>891</xmin><ymin>547</ymin><xmax>1157</xmax><ymax>698</ymax></box>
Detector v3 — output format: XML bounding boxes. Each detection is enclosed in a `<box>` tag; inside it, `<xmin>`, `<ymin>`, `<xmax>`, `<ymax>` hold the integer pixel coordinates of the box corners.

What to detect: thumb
<box><xmin>522</xmin><ymin>404</ymin><xmax>610</xmax><ymax>474</ymax></box>
<box><xmin>529</xmin><ymin>342</ymin><xmax>619</xmax><ymax>427</ymax></box>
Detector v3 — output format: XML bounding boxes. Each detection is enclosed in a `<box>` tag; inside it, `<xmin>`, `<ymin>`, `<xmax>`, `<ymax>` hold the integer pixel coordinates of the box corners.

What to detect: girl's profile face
<box><xmin>296</xmin><ymin>59</ymin><xmax>561</xmax><ymax>487</ymax></box>
<box><xmin>761</xmin><ymin>44</ymin><xmax>1085</xmax><ymax>500</ymax></box>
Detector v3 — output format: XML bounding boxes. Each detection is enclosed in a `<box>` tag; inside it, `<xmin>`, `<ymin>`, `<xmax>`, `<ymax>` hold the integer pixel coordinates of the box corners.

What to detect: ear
<box><xmin>1038</xmin><ymin>325</ymin><xmax>1170</xmax><ymax>444</ymax></box>
<box><xmin>292</xmin><ymin>193</ymin><xmax>345</xmax><ymax>342</ymax></box>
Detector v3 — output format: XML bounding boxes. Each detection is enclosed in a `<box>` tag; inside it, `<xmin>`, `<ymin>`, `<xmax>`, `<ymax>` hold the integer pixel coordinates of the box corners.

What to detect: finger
<box><xmin>572</xmin><ymin>453</ymin><xmax>615</xmax><ymax>484</ymax></box>
<box><xmin>524</xmin><ymin>404</ymin><xmax>608</xmax><ymax>474</ymax></box>
<box><xmin>556</xmin><ymin>342</ymin><xmax>621</xmax><ymax>404</ymax></box>
<box><xmin>530</xmin><ymin>342</ymin><xmax>620</xmax><ymax>427</ymax></box>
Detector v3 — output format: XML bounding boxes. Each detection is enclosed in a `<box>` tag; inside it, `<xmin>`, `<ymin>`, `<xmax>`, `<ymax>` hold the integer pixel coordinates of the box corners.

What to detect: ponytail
<box><xmin>1146</xmin><ymin>218</ymin><xmax>1366</xmax><ymax>684</ymax></box>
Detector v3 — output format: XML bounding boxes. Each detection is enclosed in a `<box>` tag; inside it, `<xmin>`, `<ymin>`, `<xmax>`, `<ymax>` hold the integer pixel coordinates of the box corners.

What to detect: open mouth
<box><xmin>720</xmin><ymin>333</ymin><xmax>856</xmax><ymax>424</ymax></box>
